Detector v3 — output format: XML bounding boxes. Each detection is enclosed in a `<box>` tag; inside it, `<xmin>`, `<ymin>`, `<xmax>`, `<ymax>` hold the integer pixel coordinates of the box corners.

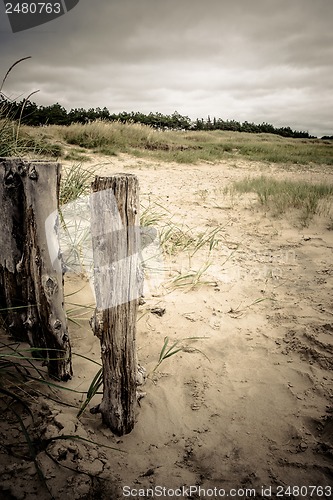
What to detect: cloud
<box><xmin>0</xmin><ymin>0</ymin><xmax>332</xmax><ymax>136</ymax></box>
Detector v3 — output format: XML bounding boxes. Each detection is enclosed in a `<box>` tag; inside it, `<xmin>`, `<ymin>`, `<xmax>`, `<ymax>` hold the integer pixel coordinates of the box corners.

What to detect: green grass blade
<box><xmin>158</xmin><ymin>337</ymin><xmax>170</xmax><ymax>363</ymax></box>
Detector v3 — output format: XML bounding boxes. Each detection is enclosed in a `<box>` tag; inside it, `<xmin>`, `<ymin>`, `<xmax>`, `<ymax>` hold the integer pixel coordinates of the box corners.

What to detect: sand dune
<box><xmin>1</xmin><ymin>154</ymin><xmax>332</xmax><ymax>499</ymax></box>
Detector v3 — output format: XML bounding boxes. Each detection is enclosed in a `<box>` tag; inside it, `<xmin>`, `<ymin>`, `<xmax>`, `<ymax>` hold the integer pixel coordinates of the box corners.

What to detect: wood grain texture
<box><xmin>0</xmin><ymin>158</ymin><xmax>72</xmax><ymax>381</ymax></box>
<box><xmin>90</xmin><ymin>174</ymin><xmax>140</xmax><ymax>435</ymax></box>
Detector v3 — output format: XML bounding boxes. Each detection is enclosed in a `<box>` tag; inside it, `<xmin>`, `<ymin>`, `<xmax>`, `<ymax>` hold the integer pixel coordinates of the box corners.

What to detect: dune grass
<box><xmin>19</xmin><ymin>124</ymin><xmax>64</xmax><ymax>157</ymax></box>
<box><xmin>0</xmin><ymin>57</ymin><xmax>29</xmax><ymax>157</ymax></box>
<box><xmin>59</xmin><ymin>162</ymin><xmax>96</xmax><ymax>206</ymax></box>
<box><xmin>228</xmin><ymin>175</ymin><xmax>333</xmax><ymax>225</ymax></box>
<box><xmin>17</xmin><ymin>120</ymin><xmax>333</xmax><ymax>166</ymax></box>
<box><xmin>140</xmin><ymin>197</ymin><xmax>224</xmax><ymax>291</ymax></box>
<box><xmin>1</xmin><ymin>59</ymin><xmax>332</xmax><ymax>165</ymax></box>
<box><xmin>0</xmin><ymin>117</ymin><xmax>63</xmax><ymax>158</ymax></box>
<box><xmin>0</xmin><ymin>57</ymin><xmax>62</xmax><ymax>158</ymax></box>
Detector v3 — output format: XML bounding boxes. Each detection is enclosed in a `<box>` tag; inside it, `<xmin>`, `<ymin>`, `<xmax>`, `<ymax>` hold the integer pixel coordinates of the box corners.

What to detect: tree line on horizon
<box><xmin>0</xmin><ymin>96</ymin><xmax>319</xmax><ymax>139</ymax></box>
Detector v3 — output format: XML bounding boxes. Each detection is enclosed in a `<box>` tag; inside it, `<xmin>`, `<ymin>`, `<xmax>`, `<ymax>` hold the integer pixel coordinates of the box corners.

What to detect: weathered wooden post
<box><xmin>0</xmin><ymin>158</ymin><xmax>72</xmax><ymax>381</ymax></box>
<box><xmin>90</xmin><ymin>174</ymin><xmax>140</xmax><ymax>435</ymax></box>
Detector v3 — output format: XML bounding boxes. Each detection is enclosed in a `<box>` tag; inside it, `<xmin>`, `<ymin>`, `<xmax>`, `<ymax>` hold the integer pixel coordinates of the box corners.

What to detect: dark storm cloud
<box><xmin>0</xmin><ymin>0</ymin><xmax>332</xmax><ymax>136</ymax></box>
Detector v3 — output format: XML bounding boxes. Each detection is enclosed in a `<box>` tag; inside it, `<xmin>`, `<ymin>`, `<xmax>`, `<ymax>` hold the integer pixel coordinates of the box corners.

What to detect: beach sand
<box><xmin>1</xmin><ymin>154</ymin><xmax>332</xmax><ymax>499</ymax></box>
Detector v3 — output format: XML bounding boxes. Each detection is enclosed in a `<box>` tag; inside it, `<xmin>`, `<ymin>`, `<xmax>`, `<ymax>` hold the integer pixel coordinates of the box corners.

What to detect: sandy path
<box><xmin>1</xmin><ymin>154</ymin><xmax>332</xmax><ymax>499</ymax></box>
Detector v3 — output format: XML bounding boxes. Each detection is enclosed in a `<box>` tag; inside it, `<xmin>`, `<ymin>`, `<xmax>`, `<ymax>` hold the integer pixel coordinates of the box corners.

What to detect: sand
<box><xmin>0</xmin><ymin>154</ymin><xmax>332</xmax><ymax>499</ymax></box>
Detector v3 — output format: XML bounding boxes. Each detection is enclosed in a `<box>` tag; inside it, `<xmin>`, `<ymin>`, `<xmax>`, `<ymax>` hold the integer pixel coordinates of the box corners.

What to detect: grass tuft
<box><xmin>28</xmin><ymin>121</ymin><xmax>333</xmax><ymax>166</ymax></box>
<box><xmin>59</xmin><ymin>162</ymin><xmax>96</xmax><ymax>206</ymax></box>
<box><xmin>228</xmin><ymin>175</ymin><xmax>333</xmax><ymax>225</ymax></box>
<box><xmin>0</xmin><ymin>58</ymin><xmax>63</xmax><ymax>159</ymax></box>
<box><xmin>152</xmin><ymin>336</ymin><xmax>209</xmax><ymax>373</ymax></box>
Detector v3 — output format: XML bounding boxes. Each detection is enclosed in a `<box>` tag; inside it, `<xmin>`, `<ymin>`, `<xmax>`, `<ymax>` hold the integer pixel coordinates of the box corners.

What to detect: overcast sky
<box><xmin>1</xmin><ymin>0</ymin><xmax>332</xmax><ymax>137</ymax></box>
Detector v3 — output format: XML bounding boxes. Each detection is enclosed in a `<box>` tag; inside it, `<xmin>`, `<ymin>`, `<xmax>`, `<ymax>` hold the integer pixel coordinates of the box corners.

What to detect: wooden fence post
<box><xmin>0</xmin><ymin>158</ymin><xmax>72</xmax><ymax>381</ymax></box>
<box><xmin>90</xmin><ymin>174</ymin><xmax>140</xmax><ymax>435</ymax></box>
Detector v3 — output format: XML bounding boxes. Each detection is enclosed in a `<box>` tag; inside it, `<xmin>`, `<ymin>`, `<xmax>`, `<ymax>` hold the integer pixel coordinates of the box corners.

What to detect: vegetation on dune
<box><xmin>1</xmin><ymin>58</ymin><xmax>332</xmax><ymax>166</ymax></box>
<box><xmin>1</xmin><ymin>97</ymin><xmax>316</xmax><ymax>139</ymax></box>
<box><xmin>55</xmin><ymin>121</ymin><xmax>333</xmax><ymax>165</ymax></box>
<box><xmin>0</xmin><ymin>58</ymin><xmax>62</xmax><ymax>158</ymax></box>
<box><xmin>228</xmin><ymin>175</ymin><xmax>333</xmax><ymax>225</ymax></box>
<box><xmin>8</xmin><ymin>119</ymin><xmax>331</xmax><ymax>166</ymax></box>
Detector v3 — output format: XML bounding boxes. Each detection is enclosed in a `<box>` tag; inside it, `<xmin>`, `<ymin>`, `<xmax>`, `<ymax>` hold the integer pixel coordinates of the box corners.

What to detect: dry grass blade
<box><xmin>0</xmin><ymin>56</ymin><xmax>31</xmax><ymax>92</ymax></box>
<box><xmin>15</xmin><ymin>89</ymin><xmax>40</xmax><ymax>143</ymax></box>
<box><xmin>0</xmin><ymin>57</ymin><xmax>36</xmax><ymax>157</ymax></box>
<box><xmin>167</xmin><ymin>261</ymin><xmax>215</xmax><ymax>290</ymax></box>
